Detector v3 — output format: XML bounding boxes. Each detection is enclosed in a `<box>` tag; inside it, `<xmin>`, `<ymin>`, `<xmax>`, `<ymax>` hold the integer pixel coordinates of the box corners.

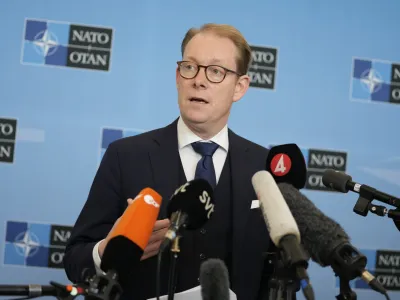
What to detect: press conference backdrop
<box><xmin>0</xmin><ymin>1</ymin><xmax>399</xmax><ymax>299</ymax></box>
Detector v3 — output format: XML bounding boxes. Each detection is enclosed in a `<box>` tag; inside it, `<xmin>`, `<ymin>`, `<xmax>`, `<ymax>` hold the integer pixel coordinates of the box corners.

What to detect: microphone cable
<box><xmin>156</xmin><ymin>250</ymin><xmax>162</xmax><ymax>300</ymax></box>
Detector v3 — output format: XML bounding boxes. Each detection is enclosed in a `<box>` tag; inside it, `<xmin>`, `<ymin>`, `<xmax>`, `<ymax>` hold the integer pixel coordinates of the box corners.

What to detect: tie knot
<box><xmin>191</xmin><ymin>141</ymin><xmax>219</xmax><ymax>157</ymax></box>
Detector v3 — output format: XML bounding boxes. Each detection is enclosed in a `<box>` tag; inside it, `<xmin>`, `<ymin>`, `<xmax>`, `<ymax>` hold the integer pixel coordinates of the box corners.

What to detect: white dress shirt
<box><xmin>177</xmin><ymin>116</ymin><xmax>229</xmax><ymax>183</ymax></box>
<box><xmin>92</xmin><ymin>116</ymin><xmax>229</xmax><ymax>274</ymax></box>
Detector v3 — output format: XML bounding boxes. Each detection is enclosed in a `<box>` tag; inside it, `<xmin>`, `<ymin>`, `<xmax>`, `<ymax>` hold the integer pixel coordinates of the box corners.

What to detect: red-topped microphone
<box><xmin>266</xmin><ymin>143</ymin><xmax>307</xmax><ymax>189</ymax></box>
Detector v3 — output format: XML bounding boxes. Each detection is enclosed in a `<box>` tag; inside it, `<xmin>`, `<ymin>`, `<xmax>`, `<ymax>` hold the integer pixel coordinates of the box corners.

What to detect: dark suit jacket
<box><xmin>64</xmin><ymin>118</ymin><xmax>271</xmax><ymax>300</ymax></box>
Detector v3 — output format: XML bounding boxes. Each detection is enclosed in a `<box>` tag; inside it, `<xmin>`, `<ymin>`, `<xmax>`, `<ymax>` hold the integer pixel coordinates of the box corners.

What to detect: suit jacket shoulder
<box><xmin>105</xmin><ymin>121</ymin><xmax>174</xmax><ymax>155</ymax></box>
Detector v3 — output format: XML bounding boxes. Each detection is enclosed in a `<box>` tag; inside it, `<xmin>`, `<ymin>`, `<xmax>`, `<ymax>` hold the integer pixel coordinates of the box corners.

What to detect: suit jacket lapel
<box><xmin>148</xmin><ymin>118</ymin><xmax>183</xmax><ymax>219</ymax></box>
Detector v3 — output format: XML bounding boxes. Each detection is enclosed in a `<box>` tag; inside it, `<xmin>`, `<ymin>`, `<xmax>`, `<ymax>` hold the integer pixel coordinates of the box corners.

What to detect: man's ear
<box><xmin>233</xmin><ymin>75</ymin><xmax>250</xmax><ymax>102</ymax></box>
<box><xmin>176</xmin><ymin>67</ymin><xmax>180</xmax><ymax>89</ymax></box>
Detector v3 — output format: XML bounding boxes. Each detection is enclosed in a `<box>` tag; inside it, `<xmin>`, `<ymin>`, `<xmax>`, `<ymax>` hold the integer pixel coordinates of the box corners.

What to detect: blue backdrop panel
<box><xmin>0</xmin><ymin>1</ymin><xmax>399</xmax><ymax>299</ymax></box>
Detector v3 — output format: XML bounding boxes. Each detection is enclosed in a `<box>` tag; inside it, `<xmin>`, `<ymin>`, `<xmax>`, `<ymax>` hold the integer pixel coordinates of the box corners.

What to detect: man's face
<box><xmin>176</xmin><ymin>32</ymin><xmax>249</xmax><ymax>130</ymax></box>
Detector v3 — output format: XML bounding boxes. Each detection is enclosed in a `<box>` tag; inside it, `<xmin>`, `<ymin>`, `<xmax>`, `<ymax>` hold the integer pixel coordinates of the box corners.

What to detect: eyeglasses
<box><xmin>177</xmin><ymin>61</ymin><xmax>243</xmax><ymax>83</ymax></box>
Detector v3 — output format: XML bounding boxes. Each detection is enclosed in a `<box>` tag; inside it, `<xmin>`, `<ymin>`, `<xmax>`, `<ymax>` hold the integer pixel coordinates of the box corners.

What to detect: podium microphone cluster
<box><xmin>263</xmin><ymin>144</ymin><xmax>389</xmax><ymax>299</ymax></box>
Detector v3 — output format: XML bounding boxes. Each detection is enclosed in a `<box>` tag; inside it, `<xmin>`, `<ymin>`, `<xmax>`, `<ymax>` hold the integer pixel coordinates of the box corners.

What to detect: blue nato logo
<box><xmin>21</xmin><ymin>19</ymin><xmax>113</xmax><ymax>71</ymax></box>
<box><xmin>335</xmin><ymin>249</ymin><xmax>400</xmax><ymax>291</ymax></box>
<box><xmin>100</xmin><ymin>128</ymin><xmax>145</xmax><ymax>162</ymax></box>
<box><xmin>3</xmin><ymin>221</ymin><xmax>73</xmax><ymax>269</ymax></box>
<box><xmin>351</xmin><ymin>58</ymin><xmax>400</xmax><ymax>104</ymax></box>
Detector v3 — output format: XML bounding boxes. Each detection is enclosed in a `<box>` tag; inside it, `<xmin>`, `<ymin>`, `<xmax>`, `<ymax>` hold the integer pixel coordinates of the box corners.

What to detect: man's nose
<box><xmin>193</xmin><ymin>67</ymin><xmax>208</xmax><ymax>88</ymax></box>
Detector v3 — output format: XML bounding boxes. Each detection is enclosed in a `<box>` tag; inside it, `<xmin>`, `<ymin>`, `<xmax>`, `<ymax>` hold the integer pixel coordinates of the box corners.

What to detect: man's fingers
<box><xmin>153</xmin><ymin>219</ymin><xmax>170</xmax><ymax>231</ymax></box>
<box><xmin>141</xmin><ymin>249</ymin><xmax>159</xmax><ymax>261</ymax></box>
<box><xmin>148</xmin><ymin>227</ymin><xmax>168</xmax><ymax>244</ymax></box>
<box><xmin>144</xmin><ymin>240</ymin><xmax>162</xmax><ymax>253</ymax></box>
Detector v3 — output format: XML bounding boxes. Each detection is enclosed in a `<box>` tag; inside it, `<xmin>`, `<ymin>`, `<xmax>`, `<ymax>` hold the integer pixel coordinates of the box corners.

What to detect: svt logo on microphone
<box><xmin>270</xmin><ymin>153</ymin><xmax>292</xmax><ymax>176</ymax></box>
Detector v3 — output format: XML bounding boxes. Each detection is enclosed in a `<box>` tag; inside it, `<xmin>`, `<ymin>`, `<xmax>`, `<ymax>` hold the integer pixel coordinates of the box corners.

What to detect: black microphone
<box><xmin>160</xmin><ymin>178</ymin><xmax>214</xmax><ymax>252</ymax></box>
<box><xmin>0</xmin><ymin>285</ymin><xmax>57</xmax><ymax>297</ymax></box>
<box><xmin>199</xmin><ymin>258</ymin><xmax>230</xmax><ymax>300</ymax></box>
<box><xmin>266</xmin><ymin>143</ymin><xmax>307</xmax><ymax>189</ymax></box>
<box><xmin>322</xmin><ymin>169</ymin><xmax>400</xmax><ymax>209</ymax></box>
<box><xmin>0</xmin><ymin>282</ymin><xmax>86</xmax><ymax>298</ymax></box>
<box><xmin>277</xmin><ymin>182</ymin><xmax>389</xmax><ymax>298</ymax></box>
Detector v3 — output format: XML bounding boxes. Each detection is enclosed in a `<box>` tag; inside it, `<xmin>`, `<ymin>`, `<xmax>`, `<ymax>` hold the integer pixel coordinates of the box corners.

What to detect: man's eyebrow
<box><xmin>185</xmin><ymin>56</ymin><xmax>226</xmax><ymax>65</ymax></box>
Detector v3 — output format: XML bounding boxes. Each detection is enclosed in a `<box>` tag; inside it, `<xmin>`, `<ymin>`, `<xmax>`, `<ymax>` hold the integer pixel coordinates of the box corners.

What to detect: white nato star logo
<box><xmin>360</xmin><ymin>68</ymin><xmax>383</xmax><ymax>93</ymax></box>
<box><xmin>13</xmin><ymin>231</ymin><xmax>40</xmax><ymax>258</ymax></box>
<box><xmin>33</xmin><ymin>30</ymin><xmax>59</xmax><ymax>57</ymax></box>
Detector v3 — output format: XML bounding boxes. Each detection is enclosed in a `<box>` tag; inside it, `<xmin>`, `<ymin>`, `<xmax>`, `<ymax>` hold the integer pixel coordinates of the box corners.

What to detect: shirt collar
<box><xmin>177</xmin><ymin>116</ymin><xmax>229</xmax><ymax>152</ymax></box>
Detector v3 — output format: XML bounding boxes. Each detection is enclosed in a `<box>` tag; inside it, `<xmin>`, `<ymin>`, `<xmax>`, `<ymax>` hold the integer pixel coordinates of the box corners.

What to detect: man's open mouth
<box><xmin>190</xmin><ymin>97</ymin><xmax>208</xmax><ymax>104</ymax></box>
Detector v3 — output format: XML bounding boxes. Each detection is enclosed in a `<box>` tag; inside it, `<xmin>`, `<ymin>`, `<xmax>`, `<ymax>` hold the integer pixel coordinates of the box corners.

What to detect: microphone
<box><xmin>252</xmin><ymin>170</ymin><xmax>315</xmax><ymax>300</ymax></box>
<box><xmin>266</xmin><ymin>143</ymin><xmax>307</xmax><ymax>189</ymax></box>
<box><xmin>160</xmin><ymin>178</ymin><xmax>214</xmax><ymax>252</ymax></box>
<box><xmin>100</xmin><ymin>188</ymin><xmax>162</xmax><ymax>288</ymax></box>
<box><xmin>277</xmin><ymin>182</ymin><xmax>389</xmax><ymax>298</ymax></box>
<box><xmin>322</xmin><ymin>169</ymin><xmax>400</xmax><ymax>209</ymax></box>
<box><xmin>0</xmin><ymin>282</ymin><xmax>86</xmax><ymax>298</ymax></box>
<box><xmin>199</xmin><ymin>258</ymin><xmax>230</xmax><ymax>300</ymax></box>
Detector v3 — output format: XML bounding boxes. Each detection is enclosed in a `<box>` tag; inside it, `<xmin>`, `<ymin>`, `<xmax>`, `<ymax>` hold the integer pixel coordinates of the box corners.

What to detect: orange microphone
<box><xmin>100</xmin><ymin>188</ymin><xmax>162</xmax><ymax>286</ymax></box>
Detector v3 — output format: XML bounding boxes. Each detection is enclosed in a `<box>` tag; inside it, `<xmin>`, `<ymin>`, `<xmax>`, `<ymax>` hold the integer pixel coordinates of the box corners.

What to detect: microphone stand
<box><xmin>0</xmin><ymin>272</ymin><xmax>122</xmax><ymax>300</ymax></box>
<box><xmin>336</xmin><ymin>276</ymin><xmax>357</xmax><ymax>300</ymax></box>
<box><xmin>85</xmin><ymin>270</ymin><xmax>122</xmax><ymax>300</ymax></box>
<box><xmin>0</xmin><ymin>281</ymin><xmax>86</xmax><ymax>300</ymax></box>
<box><xmin>330</xmin><ymin>243</ymin><xmax>364</xmax><ymax>300</ymax></box>
<box><xmin>368</xmin><ymin>203</ymin><xmax>400</xmax><ymax>232</ymax></box>
<box><xmin>266</xmin><ymin>250</ymin><xmax>300</xmax><ymax>300</ymax></box>
<box><xmin>167</xmin><ymin>237</ymin><xmax>181</xmax><ymax>300</ymax></box>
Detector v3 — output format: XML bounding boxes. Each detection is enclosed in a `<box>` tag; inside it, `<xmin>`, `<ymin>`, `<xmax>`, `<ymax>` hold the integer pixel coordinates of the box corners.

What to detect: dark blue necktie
<box><xmin>191</xmin><ymin>141</ymin><xmax>219</xmax><ymax>189</ymax></box>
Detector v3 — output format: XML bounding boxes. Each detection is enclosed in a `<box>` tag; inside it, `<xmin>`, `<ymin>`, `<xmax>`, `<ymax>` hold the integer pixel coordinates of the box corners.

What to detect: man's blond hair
<box><xmin>181</xmin><ymin>23</ymin><xmax>251</xmax><ymax>76</ymax></box>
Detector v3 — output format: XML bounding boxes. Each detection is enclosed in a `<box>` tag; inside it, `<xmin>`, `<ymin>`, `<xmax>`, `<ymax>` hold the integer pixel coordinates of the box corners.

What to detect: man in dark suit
<box><xmin>64</xmin><ymin>23</ymin><xmax>271</xmax><ymax>300</ymax></box>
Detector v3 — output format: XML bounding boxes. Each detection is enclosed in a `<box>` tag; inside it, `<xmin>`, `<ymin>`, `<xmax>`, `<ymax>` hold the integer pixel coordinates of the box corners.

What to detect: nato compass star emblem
<box><xmin>360</xmin><ymin>68</ymin><xmax>384</xmax><ymax>94</ymax></box>
<box><xmin>13</xmin><ymin>231</ymin><xmax>40</xmax><ymax>258</ymax></box>
<box><xmin>32</xmin><ymin>29</ymin><xmax>59</xmax><ymax>57</ymax></box>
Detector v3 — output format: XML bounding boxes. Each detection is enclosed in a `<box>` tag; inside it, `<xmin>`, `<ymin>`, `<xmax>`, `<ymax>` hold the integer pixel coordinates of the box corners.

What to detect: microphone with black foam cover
<box><xmin>199</xmin><ymin>258</ymin><xmax>230</xmax><ymax>300</ymax></box>
<box><xmin>266</xmin><ymin>143</ymin><xmax>307</xmax><ymax>189</ymax></box>
<box><xmin>160</xmin><ymin>178</ymin><xmax>214</xmax><ymax>252</ymax></box>
<box><xmin>252</xmin><ymin>170</ymin><xmax>315</xmax><ymax>300</ymax></box>
<box><xmin>322</xmin><ymin>169</ymin><xmax>400</xmax><ymax>209</ymax></box>
<box><xmin>322</xmin><ymin>169</ymin><xmax>400</xmax><ymax>233</ymax></box>
<box><xmin>277</xmin><ymin>182</ymin><xmax>389</xmax><ymax>297</ymax></box>
<box><xmin>100</xmin><ymin>188</ymin><xmax>162</xmax><ymax>288</ymax></box>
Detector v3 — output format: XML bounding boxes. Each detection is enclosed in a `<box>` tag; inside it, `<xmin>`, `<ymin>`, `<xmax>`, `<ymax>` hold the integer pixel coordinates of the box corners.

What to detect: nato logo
<box><xmin>248</xmin><ymin>45</ymin><xmax>278</xmax><ymax>90</ymax></box>
<box><xmin>302</xmin><ymin>147</ymin><xmax>348</xmax><ymax>192</ymax></box>
<box><xmin>0</xmin><ymin>118</ymin><xmax>17</xmax><ymax>164</ymax></box>
<box><xmin>21</xmin><ymin>18</ymin><xmax>113</xmax><ymax>71</ymax></box>
<box><xmin>335</xmin><ymin>249</ymin><xmax>400</xmax><ymax>291</ymax></box>
<box><xmin>351</xmin><ymin>57</ymin><xmax>400</xmax><ymax>104</ymax></box>
<box><xmin>3</xmin><ymin>221</ymin><xmax>73</xmax><ymax>269</ymax></box>
<box><xmin>100</xmin><ymin>127</ymin><xmax>145</xmax><ymax>162</ymax></box>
